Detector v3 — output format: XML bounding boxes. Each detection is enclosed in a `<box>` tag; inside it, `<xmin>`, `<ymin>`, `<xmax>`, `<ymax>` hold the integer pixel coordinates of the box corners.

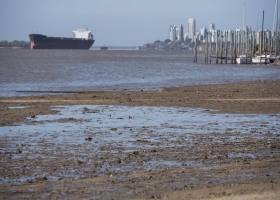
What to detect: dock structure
<box><xmin>195</xmin><ymin>29</ymin><xmax>280</xmax><ymax>64</ymax></box>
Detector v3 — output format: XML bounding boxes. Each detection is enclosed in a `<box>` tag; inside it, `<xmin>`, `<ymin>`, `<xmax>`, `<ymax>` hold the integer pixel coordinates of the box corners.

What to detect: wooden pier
<box><xmin>194</xmin><ymin>26</ymin><xmax>280</xmax><ymax>64</ymax></box>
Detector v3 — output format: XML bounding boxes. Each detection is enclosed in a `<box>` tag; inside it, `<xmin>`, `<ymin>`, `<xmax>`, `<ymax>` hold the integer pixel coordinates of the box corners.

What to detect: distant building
<box><xmin>184</xmin><ymin>33</ymin><xmax>188</xmax><ymax>42</ymax></box>
<box><xmin>236</xmin><ymin>28</ymin><xmax>242</xmax><ymax>32</ymax></box>
<box><xmin>227</xmin><ymin>30</ymin><xmax>234</xmax><ymax>42</ymax></box>
<box><xmin>200</xmin><ymin>27</ymin><xmax>207</xmax><ymax>40</ymax></box>
<box><xmin>176</xmin><ymin>27</ymin><xmax>180</xmax><ymax>40</ymax></box>
<box><xmin>197</xmin><ymin>33</ymin><xmax>203</xmax><ymax>41</ymax></box>
<box><xmin>169</xmin><ymin>25</ymin><xmax>176</xmax><ymax>41</ymax></box>
<box><xmin>245</xmin><ymin>26</ymin><xmax>252</xmax><ymax>32</ymax></box>
<box><xmin>188</xmin><ymin>18</ymin><xmax>196</xmax><ymax>41</ymax></box>
<box><xmin>210</xmin><ymin>29</ymin><xmax>218</xmax><ymax>42</ymax></box>
<box><xmin>177</xmin><ymin>24</ymin><xmax>184</xmax><ymax>41</ymax></box>
<box><xmin>209</xmin><ymin>23</ymin><xmax>215</xmax><ymax>31</ymax></box>
<box><xmin>209</xmin><ymin>24</ymin><xmax>216</xmax><ymax>42</ymax></box>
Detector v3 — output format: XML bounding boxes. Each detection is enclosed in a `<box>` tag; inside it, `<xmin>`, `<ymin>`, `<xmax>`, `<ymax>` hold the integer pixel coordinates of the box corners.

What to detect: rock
<box><xmin>77</xmin><ymin>160</ymin><xmax>84</xmax><ymax>165</ymax></box>
<box><xmin>85</xmin><ymin>137</ymin><xmax>92</xmax><ymax>141</ymax></box>
<box><xmin>83</xmin><ymin>107</ymin><xmax>89</xmax><ymax>111</ymax></box>
<box><xmin>26</xmin><ymin>179</ymin><xmax>33</xmax><ymax>183</ymax></box>
<box><xmin>16</xmin><ymin>149</ymin><xmax>22</xmax><ymax>154</ymax></box>
<box><xmin>132</xmin><ymin>151</ymin><xmax>139</xmax><ymax>155</ymax></box>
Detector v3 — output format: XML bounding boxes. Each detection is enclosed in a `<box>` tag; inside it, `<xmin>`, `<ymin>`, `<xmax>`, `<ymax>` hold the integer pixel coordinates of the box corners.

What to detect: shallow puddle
<box><xmin>0</xmin><ymin>105</ymin><xmax>279</xmax><ymax>184</ymax></box>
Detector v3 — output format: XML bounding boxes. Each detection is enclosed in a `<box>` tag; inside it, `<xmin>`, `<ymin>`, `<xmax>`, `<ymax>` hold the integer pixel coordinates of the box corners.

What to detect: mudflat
<box><xmin>1</xmin><ymin>81</ymin><xmax>280</xmax><ymax>126</ymax></box>
<box><xmin>0</xmin><ymin>81</ymin><xmax>280</xmax><ymax>199</ymax></box>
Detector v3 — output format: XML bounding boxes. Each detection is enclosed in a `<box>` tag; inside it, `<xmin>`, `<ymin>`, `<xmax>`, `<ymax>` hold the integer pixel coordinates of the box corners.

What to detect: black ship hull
<box><xmin>29</xmin><ymin>34</ymin><xmax>94</xmax><ymax>49</ymax></box>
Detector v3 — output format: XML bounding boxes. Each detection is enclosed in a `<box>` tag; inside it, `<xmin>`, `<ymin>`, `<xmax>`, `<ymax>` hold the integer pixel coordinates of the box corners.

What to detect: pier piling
<box><xmin>193</xmin><ymin>19</ymin><xmax>280</xmax><ymax>64</ymax></box>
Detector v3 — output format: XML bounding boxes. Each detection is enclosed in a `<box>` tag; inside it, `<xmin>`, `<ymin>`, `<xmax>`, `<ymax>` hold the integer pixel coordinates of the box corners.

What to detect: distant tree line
<box><xmin>0</xmin><ymin>40</ymin><xmax>30</xmax><ymax>48</ymax></box>
<box><xmin>142</xmin><ymin>38</ymin><xmax>196</xmax><ymax>50</ymax></box>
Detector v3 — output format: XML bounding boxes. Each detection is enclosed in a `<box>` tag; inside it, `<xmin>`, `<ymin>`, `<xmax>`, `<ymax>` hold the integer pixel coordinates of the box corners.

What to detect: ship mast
<box><xmin>271</xmin><ymin>0</ymin><xmax>279</xmax><ymax>57</ymax></box>
<box><xmin>273</xmin><ymin>0</ymin><xmax>278</xmax><ymax>35</ymax></box>
<box><xmin>243</xmin><ymin>1</ymin><xmax>245</xmax><ymax>31</ymax></box>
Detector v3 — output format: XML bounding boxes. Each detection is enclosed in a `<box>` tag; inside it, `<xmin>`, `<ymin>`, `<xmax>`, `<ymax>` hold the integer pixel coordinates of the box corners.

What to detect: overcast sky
<box><xmin>0</xmin><ymin>0</ymin><xmax>277</xmax><ymax>46</ymax></box>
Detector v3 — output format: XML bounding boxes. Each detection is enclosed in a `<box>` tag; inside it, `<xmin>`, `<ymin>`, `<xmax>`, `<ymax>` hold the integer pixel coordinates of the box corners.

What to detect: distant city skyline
<box><xmin>0</xmin><ymin>0</ymin><xmax>277</xmax><ymax>46</ymax></box>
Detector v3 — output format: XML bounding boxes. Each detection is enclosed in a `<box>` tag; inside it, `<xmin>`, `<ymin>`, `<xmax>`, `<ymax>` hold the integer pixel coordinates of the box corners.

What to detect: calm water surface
<box><xmin>1</xmin><ymin>49</ymin><xmax>280</xmax><ymax>97</ymax></box>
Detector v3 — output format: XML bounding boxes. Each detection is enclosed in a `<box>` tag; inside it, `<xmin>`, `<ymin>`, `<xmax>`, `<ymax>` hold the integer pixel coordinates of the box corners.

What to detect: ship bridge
<box><xmin>73</xmin><ymin>28</ymin><xmax>93</xmax><ymax>40</ymax></box>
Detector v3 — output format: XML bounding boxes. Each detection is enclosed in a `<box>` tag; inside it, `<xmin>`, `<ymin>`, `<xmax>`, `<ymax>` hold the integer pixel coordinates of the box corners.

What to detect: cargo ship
<box><xmin>29</xmin><ymin>28</ymin><xmax>94</xmax><ymax>49</ymax></box>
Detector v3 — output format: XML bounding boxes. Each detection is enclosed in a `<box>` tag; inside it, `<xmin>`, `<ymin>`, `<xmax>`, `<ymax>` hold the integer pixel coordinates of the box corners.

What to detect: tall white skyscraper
<box><xmin>177</xmin><ymin>24</ymin><xmax>184</xmax><ymax>41</ymax></box>
<box><xmin>169</xmin><ymin>25</ymin><xmax>176</xmax><ymax>41</ymax></box>
<box><xmin>188</xmin><ymin>18</ymin><xmax>196</xmax><ymax>41</ymax></box>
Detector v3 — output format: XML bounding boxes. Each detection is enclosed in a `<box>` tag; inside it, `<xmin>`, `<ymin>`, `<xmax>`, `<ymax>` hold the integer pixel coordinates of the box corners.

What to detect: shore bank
<box><xmin>1</xmin><ymin>81</ymin><xmax>280</xmax><ymax>126</ymax></box>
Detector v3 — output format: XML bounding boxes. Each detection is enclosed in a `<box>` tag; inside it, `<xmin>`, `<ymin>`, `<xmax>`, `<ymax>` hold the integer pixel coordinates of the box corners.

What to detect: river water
<box><xmin>1</xmin><ymin>49</ymin><xmax>280</xmax><ymax>97</ymax></box>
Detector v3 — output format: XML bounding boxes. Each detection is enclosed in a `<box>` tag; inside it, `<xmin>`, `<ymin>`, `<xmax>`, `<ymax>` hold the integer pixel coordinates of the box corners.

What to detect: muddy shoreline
<box><xmin>1</xmin><ymin>81</ymin><xmax>280</xmax><ymax>126</ymax></box>
<box><xmin>0</xmin><ymin>81</ymin><xmax>280</xmax><ymax>199</ymax></box>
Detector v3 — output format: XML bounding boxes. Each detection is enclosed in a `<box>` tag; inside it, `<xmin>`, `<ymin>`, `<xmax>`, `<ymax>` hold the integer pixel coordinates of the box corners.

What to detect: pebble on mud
<box><xmin>85</xmin><ymin>137</ymin><xmax>92</xmax><ymax>141</ymax></box>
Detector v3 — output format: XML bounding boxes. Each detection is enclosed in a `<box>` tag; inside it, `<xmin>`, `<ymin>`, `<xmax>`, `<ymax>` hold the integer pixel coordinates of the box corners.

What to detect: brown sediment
<box><xmin>0</xmin><ymin>81</ymin><xmax>280</xmax><ymax>200</ymax></box>
<box><xmin>1</xmin><ymin>81</ymin><xmax>280</xmax><ymax>126</ymax></box>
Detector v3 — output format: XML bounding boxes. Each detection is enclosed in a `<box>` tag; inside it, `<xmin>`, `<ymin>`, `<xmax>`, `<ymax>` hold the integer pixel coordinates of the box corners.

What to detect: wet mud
<box><xmin>1</xmin><ymin>105</ymin><xmax>280</xmax><ymax>199</ymax></box>
<box><xmin>0</xmin><ymin>81</ymin><xmax>280</xmax><ymax>199</ymax></box>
